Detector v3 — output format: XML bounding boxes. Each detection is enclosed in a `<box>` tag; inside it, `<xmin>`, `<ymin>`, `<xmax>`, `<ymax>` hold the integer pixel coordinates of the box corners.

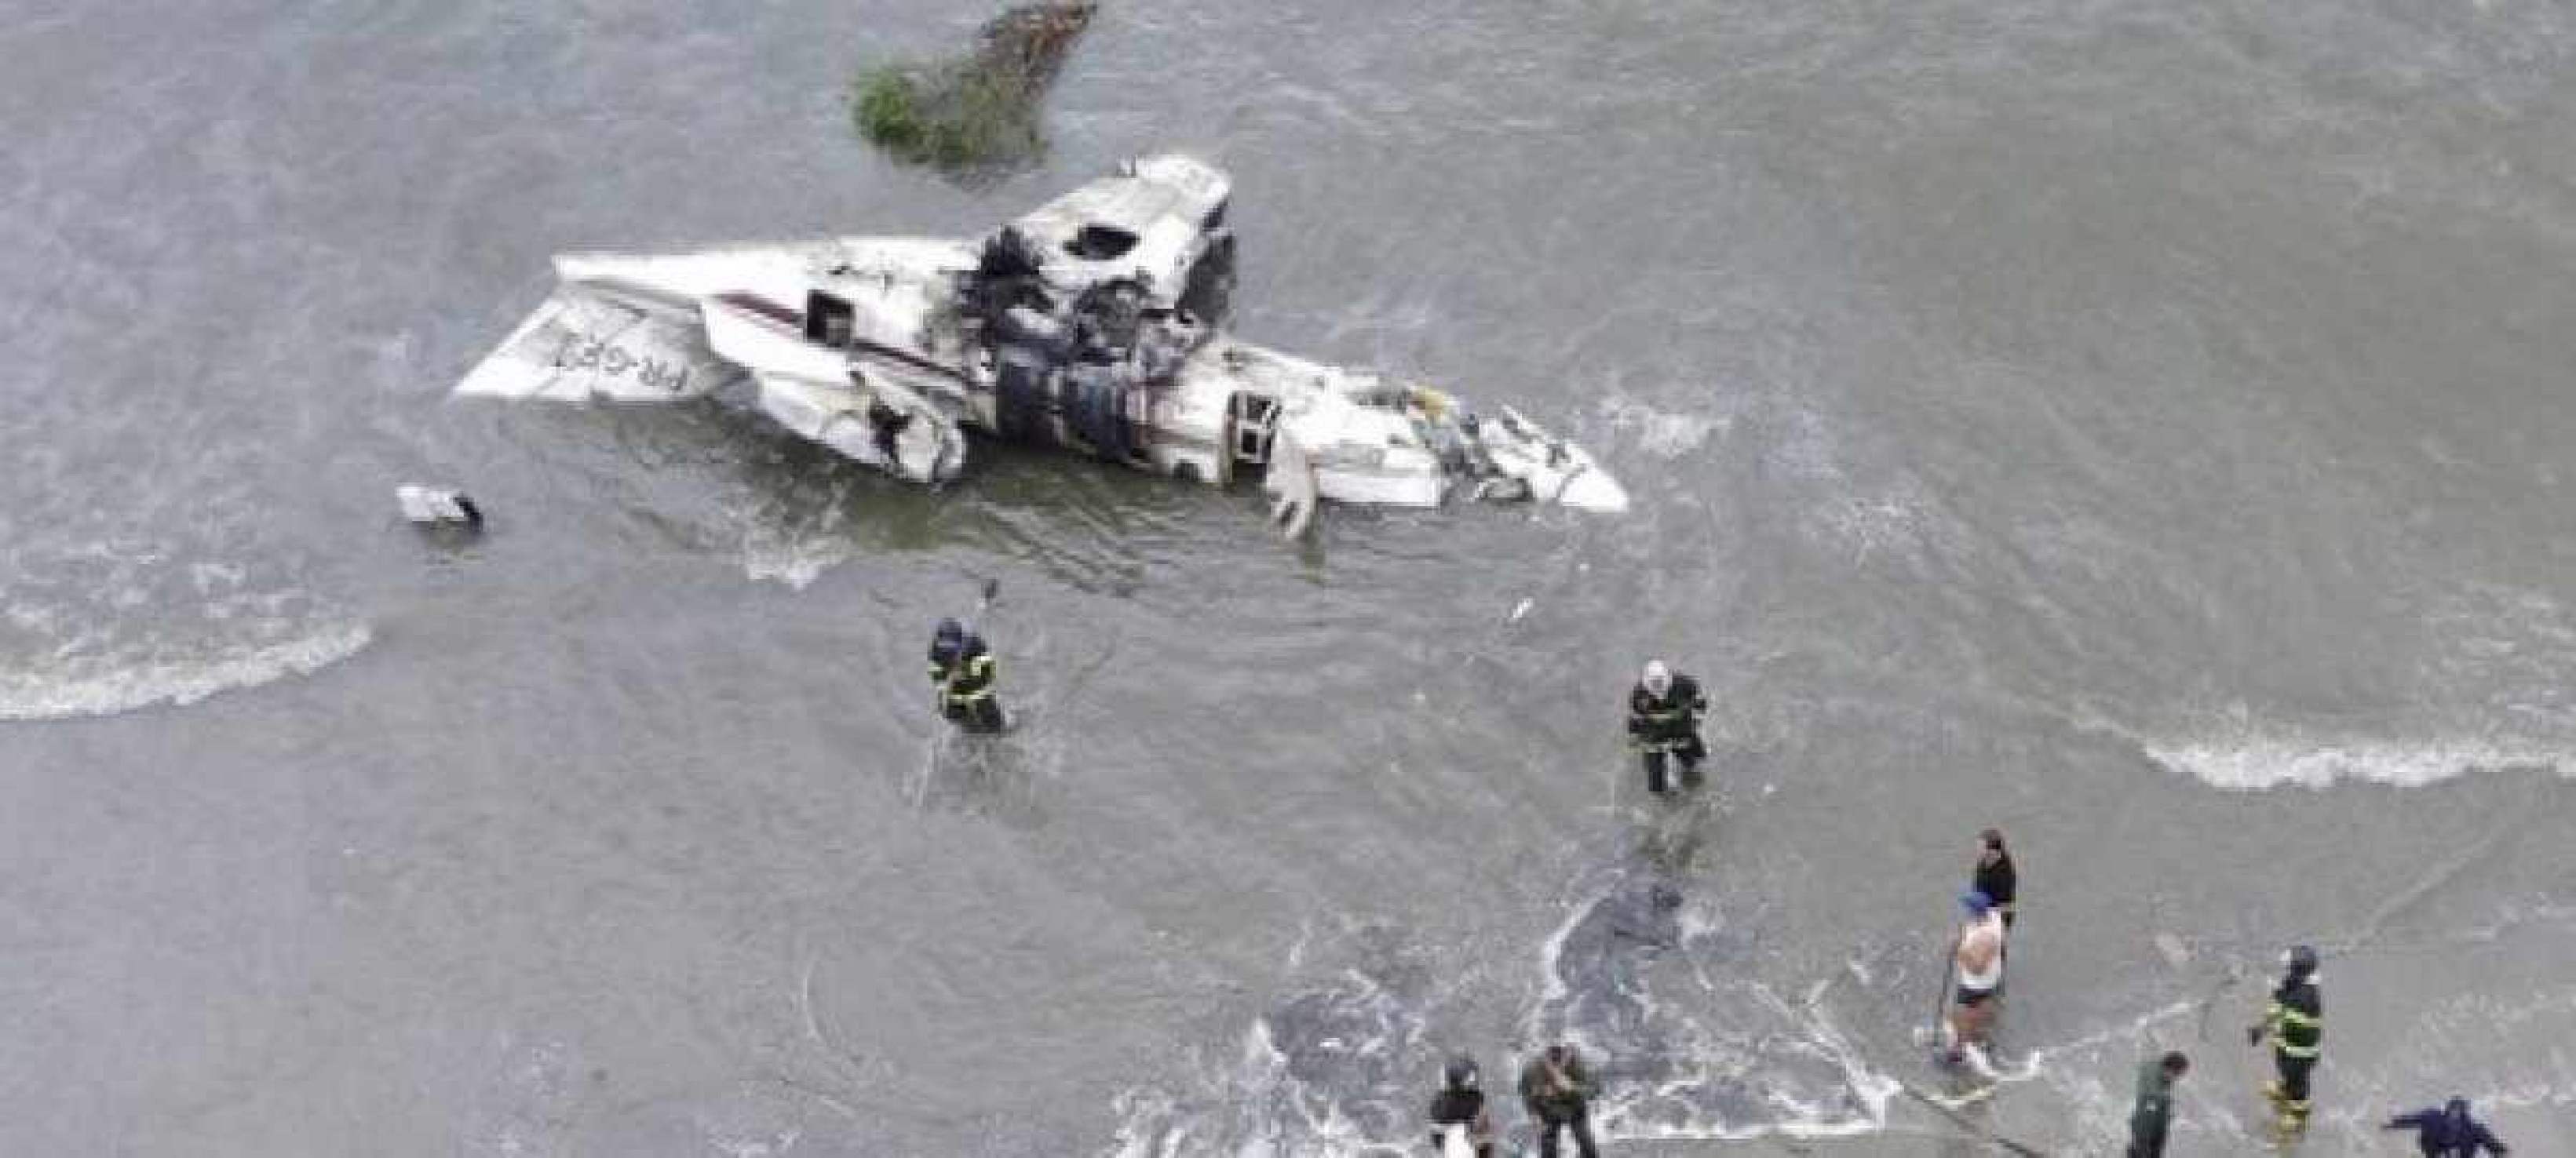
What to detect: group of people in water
<box><xmin>1944</xmin><ymin>769</ymin><xmax>2500</xmax><ymax>1155</ymax></box>
<box><xmin>1425</xmin><ymin>1047</ymin><xmax>1600</xmax><ymax>1158</ymax></box>
<box><xmin>2124</xmin><ymin>941</ymin><xmax>2507</xmax><ymax>1155</ymax></box>
<box><xmin>1632</xmin><ymin>657</ymin><xmax>2508</xmax><ymax>1156</ymax></box>
<box><xmin>926</xmin><ymin>625</ymin><xmax>2510</xmax><ymax>1154</ymax></box>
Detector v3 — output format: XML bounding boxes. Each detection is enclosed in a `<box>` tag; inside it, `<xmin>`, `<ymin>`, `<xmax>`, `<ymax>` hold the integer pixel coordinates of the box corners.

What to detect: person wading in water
<box><xmin>1626</xmin><ymin>659</ymin><xmax>1708</xmax><ymax>796</ymax></box>
<box><xmin>928</xmin><ymin>617</ymin><xmax>1006</xmax><ymax>733</ymax></box>
<box><xmin>1942</xmin><ymin>890</ymin><xmax>2006</xmax><ymax>1067</ymax></box>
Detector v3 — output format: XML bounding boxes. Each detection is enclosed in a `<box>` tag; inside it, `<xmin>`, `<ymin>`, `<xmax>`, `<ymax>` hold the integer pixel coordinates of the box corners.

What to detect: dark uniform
<box><xmin>1425</xmin><ymin>1087</ymin><xmax>1488</xmax><ymax>1156</ymax></box>
<box><xmin>1627</xmin><ymin>668</ymin><xmax>1708</xmax><ymax>796</ymax></box>
<box><xmin>928</xmin><ymin>621</ymin><xmax>1005</xmax><ymax>733</ymax></box>
<box><xmin>1518</xmin><ymin>1045</ymin><xmax>1600</xmax><ymax>1158</ymax></box>
<box><xmin>2125</xmin><ymin>1053</ymin><xmax>2187</xmax><ymax>1157</ymax></box>
<box><xmin>1426</xmin><ymin>1068</ymin><xmax>1493</xmax><ymax>1157</ymax></box>
<box><xmin>2256</xmin><ymin>952</ymin><xmax>2322</xmax><ymax>1137</ymax></box>
<box><xmin>2384</xmin><ymin>1098</ymin><xmax>2508</xmax><ymax>1156</ymax></box>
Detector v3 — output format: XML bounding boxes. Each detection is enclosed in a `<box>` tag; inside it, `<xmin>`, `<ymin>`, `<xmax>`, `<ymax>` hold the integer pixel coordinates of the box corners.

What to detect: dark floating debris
<box><xmin>852</xmin><ymin>2</ymin><xmax>1098</xmax><ymax>178</ymax></box>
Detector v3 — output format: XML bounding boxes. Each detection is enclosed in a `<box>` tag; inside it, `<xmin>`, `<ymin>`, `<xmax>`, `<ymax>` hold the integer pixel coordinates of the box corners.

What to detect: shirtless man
<box><xmin>1944</xmin><ymin>890</ymin><xmax>2006</xmax><ymax>1064</ymax></box>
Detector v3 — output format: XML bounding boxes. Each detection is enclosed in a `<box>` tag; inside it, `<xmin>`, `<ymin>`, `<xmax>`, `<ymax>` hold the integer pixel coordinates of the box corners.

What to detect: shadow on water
<box><xmin>1107</xmin><ymin>799</ymin><xmax>1899</xmax><ymax>1155</ymax></box>
<box><xmin>1105</xmin><ymin>919</ymin><xmax>1448</xmax><ymax>1156</ymax></box>
<box><xmin>1525</xmin><ymin>798</ymin><xmax>1892</xmax><ymax>1146</ymax></box>
<box><xmin>513</xmin><ymin>384</ymin><xmax>1289</xmax><ymax>592</ymax></box>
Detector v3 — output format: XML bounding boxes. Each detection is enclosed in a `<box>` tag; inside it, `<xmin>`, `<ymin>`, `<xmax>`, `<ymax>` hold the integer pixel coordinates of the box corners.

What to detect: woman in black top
<box><xmin>1974</xmin><ymin>828</ymin><xmax>2016</xmax><ymax>929</ymax></box>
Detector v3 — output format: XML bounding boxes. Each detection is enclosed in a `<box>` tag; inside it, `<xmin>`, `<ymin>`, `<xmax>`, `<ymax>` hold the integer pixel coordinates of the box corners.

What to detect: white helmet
<box><xmin>1641</xmin><ymin>660</ymin><xmax>1672</xmax><ymax>697</ymax></box>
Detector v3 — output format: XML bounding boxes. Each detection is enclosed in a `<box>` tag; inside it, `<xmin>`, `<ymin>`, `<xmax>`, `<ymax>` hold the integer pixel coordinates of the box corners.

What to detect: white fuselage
<box><xmin>452</xmin><ymin>155</ymin><xmax>1628</xmax><ymax>523</ymax></box>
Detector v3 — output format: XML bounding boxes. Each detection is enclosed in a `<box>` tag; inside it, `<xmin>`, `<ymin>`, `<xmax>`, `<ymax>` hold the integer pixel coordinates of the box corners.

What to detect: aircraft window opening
<box><xmin>1066</xmin><ymin>224</ymin><xmax>1139</xmax><ymax>260</ymax></box>
<box><xmin>805</xmin><ymin>291</ymin><xmax>856</xmax><ymax>347</ymax></box>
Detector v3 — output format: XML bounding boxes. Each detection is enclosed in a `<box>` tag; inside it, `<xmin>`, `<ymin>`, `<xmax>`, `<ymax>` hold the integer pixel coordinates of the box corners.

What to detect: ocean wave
<box><xmin>0</xmin><ymin>620</ymin><xmax>373</xmax><ymax>721</ymax></box>
<box><xmin>2147</xmin><ymin>737</ymin><xmax>2570</xmax><ymax>791</ymax></box>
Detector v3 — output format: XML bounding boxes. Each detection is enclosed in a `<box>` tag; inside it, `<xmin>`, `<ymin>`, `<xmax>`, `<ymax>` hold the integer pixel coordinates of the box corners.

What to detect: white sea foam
<box><xmin>2147</xmin><ymin>737</ymin><xmax>2569</xmax><ymax>791</ymax></box>
<box><xmin>0</xmin><ymin>620</ymin><xmax>373</xmax><ymax>721</ymax></box>
<box><xmin>740</xmin><ymin>536</ymin><xmax>854</xmax><ymax>590</ymax></box>
<box><xmin>1809</xmin><ymin>487</ymin><xmax>1934</xmax><ymax>566</ymax></box>
<box><xmin>1596</xmin><ymin>396</ymin><xmax>1723</xmax><ymax>459</ymax></box>
<box><xmin>731</xmin><ymin>496</ymin><xmax>856</xmax><ymax>589</ymax></box>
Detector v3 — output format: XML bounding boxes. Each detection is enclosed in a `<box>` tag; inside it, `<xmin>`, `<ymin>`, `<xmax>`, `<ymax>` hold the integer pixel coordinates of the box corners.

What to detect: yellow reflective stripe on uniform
<box><xmin>2267</xmin><ymin>999</ymin><xmax>2321</xmax><ymax>1058</ymax></box>
<box><xmin>2267</xmin><ymin>1003</ymin><xmax>2321</xmax><ymax>1032</ymax></box>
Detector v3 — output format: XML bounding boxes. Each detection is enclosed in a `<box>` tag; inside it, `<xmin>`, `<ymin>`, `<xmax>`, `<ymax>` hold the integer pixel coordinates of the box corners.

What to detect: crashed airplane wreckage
<box><xmin>454</xmin><ymin>155</ymin><xmax>1626</xmax><ymax>534</ymax></box>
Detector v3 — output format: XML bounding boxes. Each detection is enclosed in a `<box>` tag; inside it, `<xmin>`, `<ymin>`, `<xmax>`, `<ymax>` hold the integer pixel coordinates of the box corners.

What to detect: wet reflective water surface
<box><xmin>4</xmin><ymin>2</ymin><xmax>2573</xmax><ymax>1153</ymax></box>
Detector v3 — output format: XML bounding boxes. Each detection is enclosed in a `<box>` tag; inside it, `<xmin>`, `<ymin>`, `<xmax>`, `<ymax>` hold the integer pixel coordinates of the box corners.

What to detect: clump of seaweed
<box><xmin>852</xmin><ymin>2</ymin><xmax>1098</xmax><ymax>178</ymax></box>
